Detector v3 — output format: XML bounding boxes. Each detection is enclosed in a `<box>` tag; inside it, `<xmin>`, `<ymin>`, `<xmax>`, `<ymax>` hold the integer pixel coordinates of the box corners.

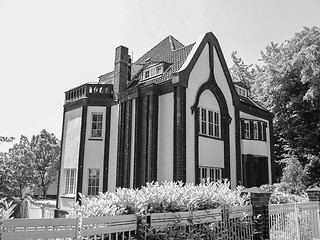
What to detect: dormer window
<box><xmin>143</xmin><ymin>64</ymin><xmax>163</xmax><ymax>80</ymax></box>
<box><xmin>235</xmin><ymin>85</ymin><xmax>248</xmax><ymax>97</ymax></box>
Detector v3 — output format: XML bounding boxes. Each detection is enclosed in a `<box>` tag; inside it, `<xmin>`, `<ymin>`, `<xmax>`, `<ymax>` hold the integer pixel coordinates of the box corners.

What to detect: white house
<box><xmin>56</xmin><ymin>32</ymin><xmax>274</xmax><ymax>210</ymax></box>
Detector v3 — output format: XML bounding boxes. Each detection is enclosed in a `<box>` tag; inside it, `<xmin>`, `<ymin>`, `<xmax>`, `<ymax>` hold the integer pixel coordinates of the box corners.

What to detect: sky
<box><xmin>1</xmin><ymin>0</ymin><xmax>320</xmax><ymax>151</ymax></box>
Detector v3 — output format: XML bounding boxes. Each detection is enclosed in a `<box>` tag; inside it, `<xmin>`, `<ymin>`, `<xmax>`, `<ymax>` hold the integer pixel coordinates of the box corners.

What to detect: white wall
<box><xmin>58</xmin><ymin>107</ymin><xmax>82</xmax><ymax>209</ymax></box>
<box><xmin>185</xmin><ymin>43</ymin><xmax>210</xmax><ymax>183</ymax></box>
<box><xmin>108</xmin><ymin>104</ymin><xmax>119</xmax><ymax>191</ymax></box>
<box><xmin>130</xmin><ymin>99</ymin><xmax>136</xmax><ymax>188</ymax></box>
<box><xmin>157</xmin><ymin>92</ymin><xmax>174</xmax><ymax>183</ymax></box>
<box><xmin>82</xmin><ymin>106</ymin><xmax>106</xmax><ymax>195</ymax></box>
<box><xmin>213</xmin><ymin>47</ymin><xmax>236</xmax><ymax>187</ymax></box>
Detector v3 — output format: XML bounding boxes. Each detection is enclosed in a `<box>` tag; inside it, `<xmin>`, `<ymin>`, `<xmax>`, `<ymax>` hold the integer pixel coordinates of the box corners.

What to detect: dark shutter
<box><xmin>263</xmin><ymin>123</ymin><xmax>267</xmax><ymax>141</ymax></box>
<box><xmin>249</xmin><ymin>121</ymin><xmax>254</xmax><ymax>140</ymax></box>
<box><xmin>241</xmin><ymin>120</ymin><xmax>245</xmax><ymax>139</ymax></box>
<box><xmin>258</xmin><ymin>122</ymin><xmax>262</xmax><ymax>140</ymax></box>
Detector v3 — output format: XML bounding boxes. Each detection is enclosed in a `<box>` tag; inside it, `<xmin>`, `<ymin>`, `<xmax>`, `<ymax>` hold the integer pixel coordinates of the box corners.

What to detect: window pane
<box><xmin>88</xmin><ymin>169</ymin><xmax>100</xmax><ymax>195</ymax></box>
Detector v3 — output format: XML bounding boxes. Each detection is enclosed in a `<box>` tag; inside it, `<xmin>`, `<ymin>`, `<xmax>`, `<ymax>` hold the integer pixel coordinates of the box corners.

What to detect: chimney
<box><xmin>114</xmin><ymin>46</ymin><xmax>131</xmax><ymax>98</ymax></box>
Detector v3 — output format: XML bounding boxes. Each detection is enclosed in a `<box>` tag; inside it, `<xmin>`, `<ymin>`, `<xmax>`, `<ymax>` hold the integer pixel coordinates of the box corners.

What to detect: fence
<box><xmin>269</xmin><ymin>202</ymin><xmax>320</xmax><ymax>240</ymax></box>
<box><xmin>1</xmin><ymin>205</ymin><xmax>253</xmax><ymax>240</ymax></box>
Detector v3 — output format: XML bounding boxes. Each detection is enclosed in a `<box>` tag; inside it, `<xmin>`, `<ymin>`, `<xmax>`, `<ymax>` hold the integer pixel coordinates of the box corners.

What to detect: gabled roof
<box><xmin>129</xmin><ymin>35</ymin><xmax>195</xmax><ymax>87</ymax></box>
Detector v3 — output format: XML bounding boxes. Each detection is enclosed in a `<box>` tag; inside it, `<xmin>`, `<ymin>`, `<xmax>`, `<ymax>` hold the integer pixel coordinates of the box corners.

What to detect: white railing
<box><xmin>1</xmin><ymin>205</ymin><xmax>254</xmax><ymax>240</ymax></box>
<box><xmin>269</xmin><ymin>202</ymin><xmax>320</xmax><ymax>240</ymax></box>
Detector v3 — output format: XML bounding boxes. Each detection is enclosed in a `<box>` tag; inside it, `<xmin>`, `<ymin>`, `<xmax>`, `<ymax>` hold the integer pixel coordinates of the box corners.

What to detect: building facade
<box><xmin>57</xmin><ymin>32</ymin><xmax>274</xmax><ymax>210</ymax></box>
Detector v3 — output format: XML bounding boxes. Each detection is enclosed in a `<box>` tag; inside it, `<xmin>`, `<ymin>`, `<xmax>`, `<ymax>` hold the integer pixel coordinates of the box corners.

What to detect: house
<box><xmin>56</xmin><ymin>32</ymin><xmax>274</xmax><ymax>210</ymax></box>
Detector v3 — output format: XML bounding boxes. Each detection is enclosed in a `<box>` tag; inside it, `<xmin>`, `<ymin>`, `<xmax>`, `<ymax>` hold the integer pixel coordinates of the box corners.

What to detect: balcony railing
<box><xmin>65</xmin><ymin>83</ymin><xmax>113</xmax><ymax>103</ymax></box>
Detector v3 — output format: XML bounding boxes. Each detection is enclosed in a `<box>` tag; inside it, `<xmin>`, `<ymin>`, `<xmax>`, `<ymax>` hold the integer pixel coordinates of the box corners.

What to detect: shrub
<box><xmin>260</xmin><ymin>183</ymin><xmax>309</xmax><ymax>204</ymax></box>
<box><xmin>69</xmin><ymin>179</ymin><xmax>250</xmax><ymax>217</ymax></box>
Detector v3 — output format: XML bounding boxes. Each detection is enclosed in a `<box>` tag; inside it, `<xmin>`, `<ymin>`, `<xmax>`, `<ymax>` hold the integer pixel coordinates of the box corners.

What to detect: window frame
<box><xmin>90</xmin><ymin>112</ymin><xmax>103</xmax><ymax>139</ymax></box>
<box><xmin>199</xmin><ymin>166</ymin><xmax>222</xmax><ymax>182</ymax></box>
<box><xmin>199</xmin><ymin>107</ymin><xmax>221</xmax><ymax>139</ymax></box>
<box><xmin>244</xmin><ymin>120</ymin><xmax>250</xmax><ymax>139</ymax></box>
<box><xmin>64</xmin><ymin>168</ymin><xmax>76</xmax><ymax>195</ymax></box>
<box><xmin>87</xmin><ymin>168</ymin><xmax>100</xmax><ymax>196</ymax></box>
<box><xmin>142</xmin><ymin>64</ymin><xmax>163</xmax><ymax>80</ymax></box>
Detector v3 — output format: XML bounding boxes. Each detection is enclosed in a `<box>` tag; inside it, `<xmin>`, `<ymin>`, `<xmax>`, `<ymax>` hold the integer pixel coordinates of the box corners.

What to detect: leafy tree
<box><xmin>4</xmin><ymin>136</ymin><xmax>37</xmax><ymax>199</ymax></box>
<box><xmin>234</xmin><ymin>26</ymin><xmax>320</xmax><ymax>186</ymax></box>
<box><xmin>229</xmin><ymin>51</ymin><xmax>256</xmax><ymax>87</ymax></box>
<box><xmin>30</xmin><ymin>129</ymin><xmax>60</xmax><ymax>198</ymax></box>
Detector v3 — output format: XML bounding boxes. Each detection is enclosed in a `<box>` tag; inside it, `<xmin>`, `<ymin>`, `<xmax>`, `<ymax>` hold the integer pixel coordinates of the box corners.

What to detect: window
<box><xmin>91</xmin><ymin>113</ymin><xmax>103</xmax><ymax>138</ymax></box>
<box><xmin>199</xmin><ymin>107</ymin><xmax>220</xmax><ymax>138</ymax></box>
<box><xmin>253</xmin><ymin>121</ymin><xmax>258</xmax><ymax>139</ymax></box>
<box><xmin>244</xmin><ymin>120</ymin><xmax>250</xmax><ymax>139</ymax></box>
<box><xmin>200</xmin><ymin>167</ymin><xmax>222</xmax><ymax>182</ymax></box>
<box><xmin>235</xmin><ymin>85</ymin><xmax>247</xmax><ymax>97</ymax></box>
<box><xmin>64</xmin><ymin>169</ymin><xmax>76</xmax><ymax>195</ymax></box>
<box><xmin>88</xmin><ymin>169</ymin><xmax>100</xmax><ymax>195</ymax></box>
<box><xmin>143</xmin><ymin>64</ymin><xmax>163</xmax><ymax>80</ymax></box>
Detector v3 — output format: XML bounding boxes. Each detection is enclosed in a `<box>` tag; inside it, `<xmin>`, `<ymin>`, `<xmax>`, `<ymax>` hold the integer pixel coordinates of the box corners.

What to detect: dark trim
<box><xmin>194</xmin><ymin>108</ymin><xmax>200</xmax><ymax>184</ymax></box>
<box><xmin>173</xmin><ymin>86</ymin><xmax>186</xmax><ymax>182</ymax></box>
<box><xmin>239</xmin><ymin>102</ymin><xmax>273</xmax><ymax>120</ymax></box>
<box><xmin>102</xmin><ymin>106</ymin><xmax>111</xmax><ymax>192</ymax></box>
<box><xmin>191</xmin><ymin>70</ymin><xmax>231</xmax><ymax>180</ymax></box>
<box><xmin>268</xmin><ymin>117</ymin><xmax>275</xmax><ymax>184</ymax></box>
<box><xmin>64</xmin><ymin>98</ymin><xmax>115</xmax><ymax>112</ymax></box>
<box><xmin>234</xmin><ymin>105</ymin><xmax>242</xmax><ymax>186</ymax></box>
<box><xmin>56</xmin><ymin>107</ymin><xmax>66</xmax><ymax>209</ymax></box>
<box><xmin>174</xmin><ymin>32</ymin><xmax>240</xmax><ymax>107</ymax></box>
<box><xmin>133</xmin><ymin>98</ymin><xmax>139</xmax><ymax>188</ymax></box>
<box><xmin>88</xmin><ymin>138</ymin><xmax>103</xmax><ymax>141</ymax></box>
<box><xmin>76</xmin><ymin>106</ymin><xmax>88</xmax><ymax>203</ymax></box>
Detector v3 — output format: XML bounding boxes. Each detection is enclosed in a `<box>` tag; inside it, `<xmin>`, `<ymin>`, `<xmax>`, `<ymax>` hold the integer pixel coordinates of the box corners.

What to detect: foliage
<box><xmin>0</xmin><ymin>136</ymin><xmax>14</xmax><ymax>144</ymax></box>
<box><xmin>0</xmin><ymin>198</ymin><xmax>16</xmax><ymax>220</ymax></box>
<box><xmin>229</xmin><ymin>51</ymin><xmax>256</xmax><ymax>88</ymax></box>
<box><xmin>231</xmin><ymin>26</ymin><xmax>320</xmax><ymax>185</ymax></box>
<box><xmin>30</xmin><ymin>129</ymin><xmax>60</xmax><ymax>198</ymax></box>
<box><xmin>1</xmin><ymin>136</ymin><xmax>37</xmax><ymax>199</ymax></box>
<box><xmin>69</xmin><ymin>180</ymin><xmax>250</xmax><ymax>218</ymax></box>
<box><xmin>260</xmin><ymin>183</ymin><xmax>309</xmax><ymax>204</ymax></box>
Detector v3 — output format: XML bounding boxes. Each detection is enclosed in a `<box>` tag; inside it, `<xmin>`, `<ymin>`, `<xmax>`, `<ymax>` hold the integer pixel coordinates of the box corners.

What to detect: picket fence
<box><xmin>0</xmin><ymin>205</ymin><xmax>253</xmax><ymax>240</ymax></box>
<box><xmin>269</xmin><ymin>202</ymin><xmax>320</xmax><ymax>240</ymax></box>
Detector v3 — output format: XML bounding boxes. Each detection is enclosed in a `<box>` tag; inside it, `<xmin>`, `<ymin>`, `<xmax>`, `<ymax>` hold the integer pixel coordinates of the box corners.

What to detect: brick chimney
<box><xmin>114</xmin><ymin>46</ymin><xmax>131</xmax><ymax>99</ymax></box>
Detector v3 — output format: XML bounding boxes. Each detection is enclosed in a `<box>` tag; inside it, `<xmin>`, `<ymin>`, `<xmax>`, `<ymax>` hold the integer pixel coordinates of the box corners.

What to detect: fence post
<box><xmin>242</xmin><ymin>187</ymin><xmax>271</xmax><ymax>240</ymax></box>
<box><xmin>76</xmin><ymin>211</ymin><xmax>82</xmax><ymax>240</ymax></box>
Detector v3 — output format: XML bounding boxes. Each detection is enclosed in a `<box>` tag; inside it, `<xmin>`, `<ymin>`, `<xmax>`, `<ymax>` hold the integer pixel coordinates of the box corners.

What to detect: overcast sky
<box><xmin>1</xmin><ymin>0</ymin><xmax>320</xmax><ymax>151</ymax></box>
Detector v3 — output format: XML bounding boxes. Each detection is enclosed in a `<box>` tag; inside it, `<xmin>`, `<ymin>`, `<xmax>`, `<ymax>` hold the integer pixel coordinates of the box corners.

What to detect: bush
<box><xmin>69</xmin><ymin>179</ymin><xmax>250</xmax><ymax>217</ymax></box>
<box><xmin>260</xmin><ymin>183</ymin><xmax>309</xmax><ymax>204</ymax></box>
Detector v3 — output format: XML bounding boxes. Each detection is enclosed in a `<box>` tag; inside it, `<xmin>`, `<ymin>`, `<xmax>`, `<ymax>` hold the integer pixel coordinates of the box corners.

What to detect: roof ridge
<box><xmin>134</xmin><ymin>35</ymin><xmax>185</xmax><ymax>64</ymax></box>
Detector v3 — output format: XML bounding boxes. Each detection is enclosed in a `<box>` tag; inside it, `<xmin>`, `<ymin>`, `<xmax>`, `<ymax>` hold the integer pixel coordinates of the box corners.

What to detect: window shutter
<box><xmin>263</xmin><ymin>123</ymin><xmax>267</xmax><ymax>141</ymax></box>
<box><xmin>241</xmin><ymin>120</ymin><xmax>245</xmax><ymax>139</ymax></box>
<box><xmin>258</xmin><ymin>122</ymin><xmax>262</xmax><ymax>140</ymax></box>
<box><xmin>249</xmin><ymin>121</ymin><xmax>254</xmax><ymax>140</ymax></box>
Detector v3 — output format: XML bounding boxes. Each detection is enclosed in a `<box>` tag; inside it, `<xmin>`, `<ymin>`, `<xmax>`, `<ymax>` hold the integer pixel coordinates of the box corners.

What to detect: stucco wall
<box><xmin>108</xmin><ymin>104</ymin><xmax>119</xmax><ymax>191</ymax></box>
<box><xmin>186</xmin><ymin>43</ymin><xmax>210</xmax><ymax>183</ymax></box>
<box><xmin>157</xmin><ymin>92</ymin><xmax>174</xmax><ymax>182</ymax></box>
<box><xmin>58</xmin><ymin>107</ymin><xmax>82</xmax><ymax>209</ymax></box>
<box><xmin>213</xmin><ymin>46</ymin><xmax>236</xmax><ymax>187</ymax></box>
<box><xmin>82</xmin><ymin>106</ymin><xmax>106</xmax><ymax>195</ymax></box>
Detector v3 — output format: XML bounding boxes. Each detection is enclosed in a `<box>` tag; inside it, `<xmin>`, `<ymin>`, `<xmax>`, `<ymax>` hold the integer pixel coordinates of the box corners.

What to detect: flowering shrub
<box><xmin>69</xmin><ymin>179</ymin><xmax>250</xmax><ymax>217</ymax></box>
<box><xmin>260</xmin><ymin>183</ymin><xmax>309</xmax><ymax>204</ymax></box>
<box><xmin>0</xmin><ymin>198</ymin><xmax>15</xmax><ymax>220</ymax></box>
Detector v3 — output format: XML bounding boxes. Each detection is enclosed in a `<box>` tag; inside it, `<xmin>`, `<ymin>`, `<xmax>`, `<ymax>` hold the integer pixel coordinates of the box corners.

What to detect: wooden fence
<box><xmin>269</xmin><ymin>202</ymin><xmax>320</xmax><ymax>240</ymax></box>
<box><xmin>1</xmin><ymin>205</ymin><xmax>253</xmax><ymax>240</ymax></box>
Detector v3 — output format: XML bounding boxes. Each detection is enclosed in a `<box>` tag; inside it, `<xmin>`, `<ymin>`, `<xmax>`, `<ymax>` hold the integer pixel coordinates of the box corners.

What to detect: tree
<box><xmin>30</xmin><ymin>129</ymin><xmax>60</xmax><ymax>198</ymax></box>
<box><xmin>249</xmin><ymin>26</ymin><xmax>320</xmax><ymax>185</ymax></box>
<box><xmin>229</xmin><ymin>51</ymin><xmax>256</xmax><ymax>87</ymax></box>
<box><xmin>4</xmin><ymin>136</ymin><xmax>37</xmax><ymax>199</ymax></box>
<box><xmin>0</xmin><ymin>136</ymin><xmax>14</xmax><ymax>144</ymax></box>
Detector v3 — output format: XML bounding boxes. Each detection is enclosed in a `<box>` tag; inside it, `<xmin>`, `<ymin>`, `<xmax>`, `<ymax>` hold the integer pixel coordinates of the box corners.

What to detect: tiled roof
<box><xmin>239</xmin><ymin>95</ymin><xmax>269</xmax><ymax>112</ymax></box>
<box><xmin>130</xmin><ymin>36</ymin><xmax>195</xmax><ymax>87</ymax></box>
<box><xmin>234</xmin><ymin>81</ymin><xmax>249</xmax><ymax>89</ymax></box>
